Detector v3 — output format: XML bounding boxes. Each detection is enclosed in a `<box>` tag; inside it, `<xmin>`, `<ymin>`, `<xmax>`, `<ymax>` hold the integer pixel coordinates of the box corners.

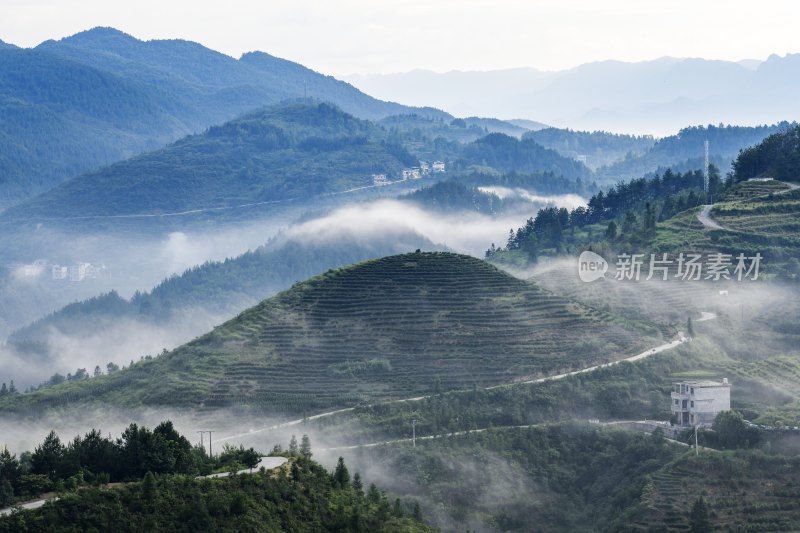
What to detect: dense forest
<box><xmin>0</xmin><ymin>425</ymin><xmax>432</xmax><ymax>532</ymax></box>
<box><xmin>732</xmin><ymin>124</ymin><xmax>800</xmax><ymax>182</ymax></box>
<box><xmin>595</xmin><ymin>123</ymin><xmax>790</xmax><ymax>183</ymax></box>
<box><xmin>523</xmin><ymin>128</ymin><xmax>655</xmax><ymax>169</ymax></box>
<box><xmin>488</xmin><ymin>167</ymin><xmax>712</xmax><ymax>262</ymax></box>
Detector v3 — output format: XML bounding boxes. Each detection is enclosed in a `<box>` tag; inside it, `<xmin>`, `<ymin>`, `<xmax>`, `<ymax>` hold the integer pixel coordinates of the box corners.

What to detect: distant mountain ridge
<box><xmin>0</xmin><ymin>27</ymin><xmax>440</xmax><ymax>209</ymax></box>
<box><xmin>345</xmin><ymin>55</ymin><xmax>800</xmax><ymax>134</ymax></box>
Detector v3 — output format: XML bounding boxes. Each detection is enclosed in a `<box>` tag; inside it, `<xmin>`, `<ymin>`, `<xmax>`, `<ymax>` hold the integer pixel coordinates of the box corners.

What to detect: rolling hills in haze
<box><xmin>0</xmin><ymin>103</ymin><xmax>590</xmax><ymax>229</ymax></box>
<box><xmin>0</xmin><ymin>27</ymin><xmax>438</xmax><ymax>209</ymax></box>
<box><xmin>0</xmin><ymin>252</ymin><xmax>666</xmax><ymax>415</ymax></box>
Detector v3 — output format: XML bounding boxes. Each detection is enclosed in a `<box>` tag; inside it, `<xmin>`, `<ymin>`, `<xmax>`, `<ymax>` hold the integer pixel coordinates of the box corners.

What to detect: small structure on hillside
<box><xmin>671</xmin><ymin>378</ymin><xmax>731</xmax><ymax>427</ymax></box>
<box><xmin>372</xmin><ymin>174</ymin><xmax>389</xmax><ymax>186</ymax></box>
<box><xmin>432</xmin><ymin>161</ymin><xmax>446</xmax><ymax>172</ymax></box>
<box><xmin>401</xmin><ymin>168</ymin><xmax>421</xmax><ymax>180</ymax></box>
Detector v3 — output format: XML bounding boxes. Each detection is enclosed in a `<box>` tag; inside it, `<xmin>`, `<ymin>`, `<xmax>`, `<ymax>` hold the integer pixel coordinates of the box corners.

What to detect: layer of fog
<box><xmin>478</xmin><ymin>186</ymin><xmax>588</xmax><ymax>211</ymax></box>
<box><xmin>284</xmin><ymin>197</ymin><xmax>559</xmax><ymax>256</ymax></box>
<box><xmin>0</xmin><ymin>307</ymin><xmax>229</xmax><ymax>389</ymax></box>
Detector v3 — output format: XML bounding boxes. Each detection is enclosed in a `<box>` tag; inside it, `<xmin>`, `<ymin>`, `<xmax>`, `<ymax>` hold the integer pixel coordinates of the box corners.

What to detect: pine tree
<box><xmin>333</xmin><ymin>457</ymin><xmax>350</xmax><ymax>488</ymax></box>
<box><xmin>353</xmin><ymin>472</ymin><xmax>363</xmax><ymax>494</ymax></box>
<box><xmin>289</xmin><ymin>435</ymin><xmax>298</xmax><ymax>455</ymax></box>
<box><xmin>689</xmin><ymin>497</ymin><xmax>712</xmax><ymax>533</ymax></box>
<box><xmin>0</xmin><ymin>383</ymin><xmax>6</xmax><ymax>397</ymax></box>
<box><xmin>687</xmin><ymin>317</ymin><xmax>695</xmax><ymax>339</ymax></box>
<box><xmin>8</xmin><ymin>381</ymin><xmax>16</xmax><ymax>394</ymax></box>
<box><xmin>300</xmin><ymin>435</ymin><xmax>312</xmax><ymax>459</ymax></box>
<box><xmin>412</xmin><ymin>501</ymin><xmax>423</xmax><ymax>521</ymax></box>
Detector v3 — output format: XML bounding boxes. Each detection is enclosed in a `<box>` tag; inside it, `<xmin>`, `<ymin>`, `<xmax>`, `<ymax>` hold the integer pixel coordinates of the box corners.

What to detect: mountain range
<box><xmin>0</xmin><ymin>27</ymin><xmax>441</xmax><ymax>209</ymax></box>
<box><xmin>345</xmin><ymin>56</ymin><xmax>800</xmax><ymax>134</ymax></box>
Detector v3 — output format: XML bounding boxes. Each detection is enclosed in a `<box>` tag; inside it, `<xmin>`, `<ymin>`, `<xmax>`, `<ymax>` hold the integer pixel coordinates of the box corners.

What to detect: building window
<box><xmin>674</xmin><ymin>399</ymin><xmax>679</xmax><ymax>405</ymax></box>
<box><xmin>690</xmin><ymin>388</ymin><xmax>694</xmax><ymax>394</ymax></box>
<box><xmin>691</xmin><ymin>401</ymin><xmax>694</xmax><ymax>407</ymax></box>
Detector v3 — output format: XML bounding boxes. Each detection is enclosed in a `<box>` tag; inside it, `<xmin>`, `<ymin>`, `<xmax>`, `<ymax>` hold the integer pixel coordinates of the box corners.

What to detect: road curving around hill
<box><xmin>216</xmin><ymin>313</ymin><xmax>717</xmax><ymax>445</ymax></box>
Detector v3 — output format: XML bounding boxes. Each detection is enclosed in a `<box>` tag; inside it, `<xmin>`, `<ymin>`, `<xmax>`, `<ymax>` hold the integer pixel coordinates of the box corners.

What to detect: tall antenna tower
<box><xmin>704</xmin><ymin>139</ymin><xmax>710</xmax><ymax>194</ymax></box>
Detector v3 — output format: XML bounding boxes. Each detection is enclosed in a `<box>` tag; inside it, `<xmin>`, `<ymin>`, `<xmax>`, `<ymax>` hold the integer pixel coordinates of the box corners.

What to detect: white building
<box><xmin>22</xmin><ymin>259</ymin><xmax>47</xmax><ymax>278</ymax></box>
<box><xmin>401</xmin><ymin>168</ymin><xmax>421</xmax><ymax>180</ymax></box>
<box><xmin>372</xmin><ymin>174</ymin><xmax>389</xmax><ymax>186</ymax></box>
<box><xmin>85</xmin><ymin>263</ymin><xmax>107</xmax><ymax>279</ymax></box>
<box><xmin>432</xmin><ymin>161</ymin><xmax>446</xmax><ymax>172</ymax></box>
<box><xmin>69</xmin><ymin>262</ymin><xmax>89</xmax><ymax>282</ymax></box>
<box><xmin>52</xmin><ymin>265</ymin><xmax>68</xmax><ymax>280</ymax></box>
<box><xmin>419</xmin><ymin>161</ymin><xmax>431</xmax><ymax>175</ymax></box>
<box><xmin>671</xmin><ymin>379</ymin><xmax>731</xmax><ymax>427</ymax></box>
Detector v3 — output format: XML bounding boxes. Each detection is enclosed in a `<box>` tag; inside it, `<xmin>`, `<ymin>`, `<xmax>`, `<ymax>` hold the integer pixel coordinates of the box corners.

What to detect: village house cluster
<box><xmin>17</xmin><ymin>259</ymin><xmax>108</xmax><ymax>282</ymax></box>
<box><xmin>372</xmin><ymin>160</ymin><xmax>445</xmax><ymax>186</ymax></box>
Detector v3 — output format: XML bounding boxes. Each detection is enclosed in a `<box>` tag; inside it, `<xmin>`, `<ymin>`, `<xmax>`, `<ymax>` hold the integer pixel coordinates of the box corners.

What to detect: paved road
<box><xmin>200</xmin><ymin>456</ymin><xmax>288</xmax><ymax>479</ymax></box>
<box><xmin>0</xmin><ymin>496</ymin><xmax>56</xmax><ymax>517</ymax></box>
<box><xmin>319</xmin><ymin>420</ymin><xmax>705</xmax><ymax>453</ymax></box>
<box><xmin>697</xmin><ymin>204</ymin><xmax>726</xmax><ymax>230</ymax></box>
<box><xmin>0</xmin><ymin>457</ymin><xmax>290</xmax><ymax>516</ymax></box>
<box><xmin>217</xmin><ymin>318</ymin><xmax>715</xmax><ymax>445</ymax></box>
<box><xmin>696</xmin><ymin>180</ymin><xmax>798</xmax><ymax>231</ymax></box>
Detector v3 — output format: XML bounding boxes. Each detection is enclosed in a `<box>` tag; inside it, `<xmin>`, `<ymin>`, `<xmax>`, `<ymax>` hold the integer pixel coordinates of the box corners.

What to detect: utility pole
<box><xmin>197</xmin><ymin>430</ymin><xmax>214</xmax><ymax>457</ymax></box>
<box><xmin>412</xmin><ymin>419</ymin><xmax>417</xmax><ymax>447</ymax></box>
<box><xmin>704</xmin><ymin>139</ymin><xmax>710</xmax><ymax>200</ymax></box>
<box><xmin>694</xmin><ymin>425</ymin><xmax>699</xmax><ymax>456</ymax></box>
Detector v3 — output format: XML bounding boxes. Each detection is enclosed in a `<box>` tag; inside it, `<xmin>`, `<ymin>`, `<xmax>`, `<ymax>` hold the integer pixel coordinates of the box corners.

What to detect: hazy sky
<box><xmin>2</xmin><ymin>0</ymin><xmax>799</xmax><ymax>75</ymax></box>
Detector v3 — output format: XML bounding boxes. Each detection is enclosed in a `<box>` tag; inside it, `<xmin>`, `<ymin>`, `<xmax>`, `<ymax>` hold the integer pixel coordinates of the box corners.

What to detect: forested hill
<box><xmin>595</xmin><ymin>123</ymin><xmax>790</xmax><ymax>182</ymax></box>
<box><xmin>0</xmin><ymin>252</ymin><xmax>663</xmax><ymax>415</ymax></box>
<box><xmin>0</xmin><ymin>103</ymin><xmax>594</xmax><ymax>225</ymax></box>
<box><xmin>732</xmin><ymin>123</ymin><xmax>800</xmax><ymax>182</ymax></box>
<box><xmin>523</xmin><ymin>128</ymin><xmax>655</xmax><ymax>169</ymax></box>
<box><xmin>0</xmin><ymin>27</ymin><xmax>430</xmax><ymax>209</ymax></box>
<box><xmin>0</xmin><ymin>103</ymin><xmax>416</xmax><ymax>221</ymax></box>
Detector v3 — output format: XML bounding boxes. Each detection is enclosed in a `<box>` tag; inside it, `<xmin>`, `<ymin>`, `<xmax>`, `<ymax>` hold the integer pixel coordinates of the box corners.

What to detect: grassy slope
<box><xmin>0</xmin><ymin>252</ymin><xmax>664</xmax><ymax>415</ymax></box>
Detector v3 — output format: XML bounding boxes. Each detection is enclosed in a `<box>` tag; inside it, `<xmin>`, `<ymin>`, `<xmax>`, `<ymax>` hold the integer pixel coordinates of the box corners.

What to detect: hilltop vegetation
<box><xmin>0</xmin><ymin>424</ymin><xmax>433</xmax><ymax>533</ymax></box>
<box><xmin>733</xmin><ymin>123</ymin><xmax>800</xmax><ymax>182</ymax></box>
<box><xmin>0</xmin><ymin>253</ymin><xmax>663</xmax><ymax>415</ymax></box>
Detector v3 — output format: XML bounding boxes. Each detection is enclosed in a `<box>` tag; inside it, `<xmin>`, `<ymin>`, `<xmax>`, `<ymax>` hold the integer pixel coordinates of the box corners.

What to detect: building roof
<box><xmin>676</xmin><ymin>379</ymin><xmax>730</xmax><ymax>387</ymax></box>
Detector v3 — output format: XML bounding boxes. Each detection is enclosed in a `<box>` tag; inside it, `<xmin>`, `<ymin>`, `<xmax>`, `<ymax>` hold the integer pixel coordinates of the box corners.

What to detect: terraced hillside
<box><xmin>620</xmin><ymin>451</ymin><xmax>800</xmax><ymax>531</ymax></box>
<box><xmin>1</xmin><ymin>253</ymin><xmax>665</xmax><ymax>416</ymax></box>
<box><xmin>651</xmin><ymin>180</ymin><xmax>800</xmax><ymax>279</ymax></box>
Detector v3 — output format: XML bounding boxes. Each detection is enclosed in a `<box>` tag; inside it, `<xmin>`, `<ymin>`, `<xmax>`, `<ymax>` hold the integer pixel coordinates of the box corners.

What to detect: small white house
<box><xmin>671</xmin><ymin>379</ymin><xmax>731</xmax><ymax>427</ymax></box>
<box><xmin>432</xmin><ymin>161</ymin><xmax>446</xmax><ymax>172</ymax></box>
<box><xmin>372</xmin><ymin>174</ymin><xmax>389</xmax><ymax>186</ymax></box>
<box><xmin>52</xmin><ymin>265</ymin><xmax>68</xmax><ymax>280</ymax></box>
<box><xmin>401</xmin><ymin>168</ymin><xmax>421</xmax><ymax>180</ymax></box>
<box><xmin>69</xmin><ymin>262</ymin><xmax>89</xmax><ymax>282</ymax></box>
